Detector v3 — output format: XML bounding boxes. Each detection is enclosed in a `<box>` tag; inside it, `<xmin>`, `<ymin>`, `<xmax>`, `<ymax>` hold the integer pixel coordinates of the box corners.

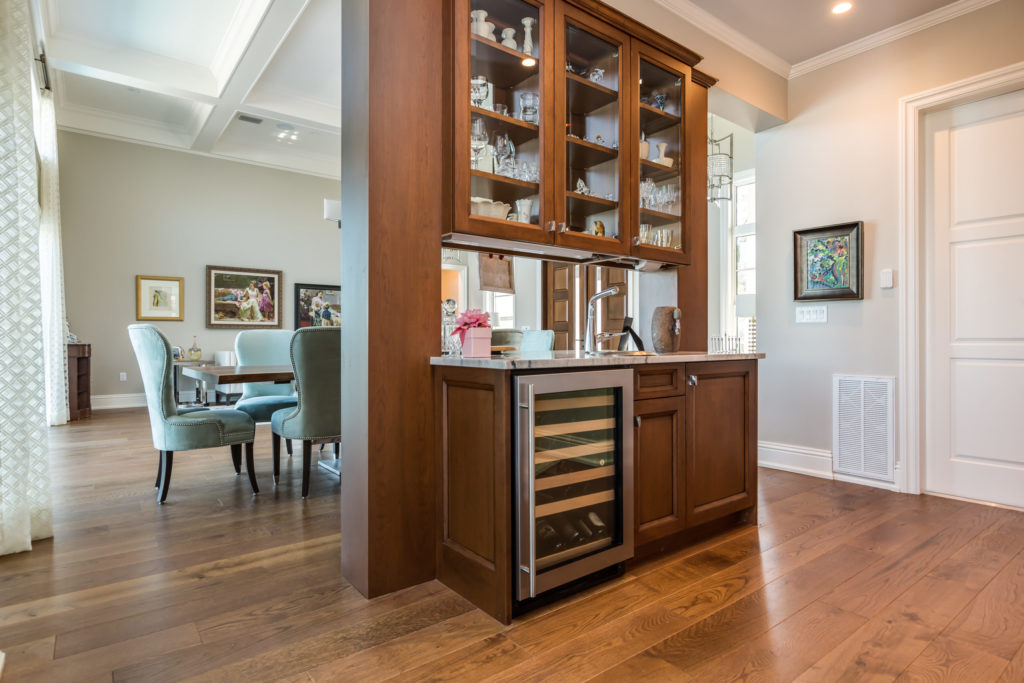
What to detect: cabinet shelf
<box><xmin>640</xmin><ymin>207</ymin><xmax>681</xmax><ymax>227</ymax></box>
<box><xmin>471</xmin><ymin>106</ymin><xmax>539</xmax><ymax>146</ymax></box>
<box><xmin>640</xmin><ymin>159</ymin><xmax>679</xmax><ymax>182</ymax></box>
<box><xmin>471</xmin><ymin>33</ymin><xmax>539</xmax><ymax>89</ymax></box>
<box><xmin>567</xmin><ymin>137</ymin><xmax>618</xmax><ymax>169</ymax></box>
<box><xmin>638</xmin><ymin>102</ymin><xmax>681</xmax><ymax>135</ymax></box>
<box><xmin>566</xmin><ymin>72</ymin><xmax>618</xmax><ymax>114</ymax></box>
<box><xmin>536</xmin><ymin>536</ymin><xmax>612</xmax><ymax>571</ymax></box>
<box><xmin>471</xmin><ymin>169</ymin><xmax>540</xmax><ymax>202</ymax></box>
<box><xmin>536</xmin><ymin>465</ymin><xmax>616</xmax><ymax>491</ymax></box>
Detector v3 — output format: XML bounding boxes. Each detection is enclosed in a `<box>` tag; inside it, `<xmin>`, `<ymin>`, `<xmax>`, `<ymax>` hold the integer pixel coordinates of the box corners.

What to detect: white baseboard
<box><xmin>758</xmin><ymin>441</ymin><xmax>834</xmax><ymax>480</ymax></box>
<box><xmin>93</xmin><ymin>392</ymin><xmax>203</xmax><ymax>410</ymax></box>
<box><xmin>92</xmin><ymin>393</ymin><xmax>147</xmax><ymax>410</ymax></box>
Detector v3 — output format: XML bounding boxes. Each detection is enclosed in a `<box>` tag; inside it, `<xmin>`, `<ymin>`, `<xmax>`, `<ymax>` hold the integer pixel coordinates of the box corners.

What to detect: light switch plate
<box><xmin>880</xmin><ymin>268</ymin><xmax>894</xmax><ymax>289</ymax></box>
<box><xmin>796</xmin><ymin>304</ymin><xmax>828</xmax><ymax>324</ymax></box>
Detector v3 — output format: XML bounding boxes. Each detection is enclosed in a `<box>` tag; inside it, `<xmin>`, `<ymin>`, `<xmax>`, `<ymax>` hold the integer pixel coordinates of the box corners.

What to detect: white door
<box><xmin>924</xmin><ymin>89</ymin><xmax>1024</xmax><ymax>507</ymax></box>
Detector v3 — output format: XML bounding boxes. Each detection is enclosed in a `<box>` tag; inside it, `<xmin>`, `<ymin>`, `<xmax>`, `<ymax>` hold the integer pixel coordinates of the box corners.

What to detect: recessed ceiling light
<box><xmin>832</xmin><ymin>2</ymin><xmax>852</xmax><ymax>14</ymax></box>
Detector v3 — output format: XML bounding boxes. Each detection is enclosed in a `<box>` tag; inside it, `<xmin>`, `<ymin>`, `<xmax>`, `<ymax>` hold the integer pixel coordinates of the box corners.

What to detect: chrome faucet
<box><xmin>584</xmin><ymin>286</ymin><xmax>620</xmax><ymax>355</ymax></box>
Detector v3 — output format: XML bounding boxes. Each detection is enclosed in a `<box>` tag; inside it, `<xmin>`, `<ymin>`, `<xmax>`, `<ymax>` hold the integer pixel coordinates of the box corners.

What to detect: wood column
<box><xmin>341</xmin><ymin>0</ymin><xmax>444</xmax><ymax>597</ymax></box>
<box><xmin>677</xmin><ymin>71</ymin><xmax>712</xmax><ymax>351</ymax></box>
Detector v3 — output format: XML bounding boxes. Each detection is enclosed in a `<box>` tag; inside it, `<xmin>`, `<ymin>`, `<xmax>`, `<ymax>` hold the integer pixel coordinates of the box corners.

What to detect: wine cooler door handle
<box><xmin>518</xmin><ymin>383</ymin><xmax>537</xmax><ymax>599</ymax></box>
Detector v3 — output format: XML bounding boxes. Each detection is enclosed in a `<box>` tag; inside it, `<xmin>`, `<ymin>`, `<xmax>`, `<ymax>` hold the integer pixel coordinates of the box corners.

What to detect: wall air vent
<box><xmin>237</xmin><ymin>114</ymin><xmax>263</xmax><ymax>125</ymax></box>
<box><xmin>833</xmin><ymin>374</ymin><xmax>895</xmax><ymax>482</ymax></box>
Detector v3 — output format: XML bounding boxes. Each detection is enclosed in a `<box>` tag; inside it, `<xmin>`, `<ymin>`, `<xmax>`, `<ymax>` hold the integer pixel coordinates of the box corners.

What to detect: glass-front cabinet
<box><xmin>552</xmin><ymin>6</ymin><xmax>630</xmax><ymax>256</ymax></box>
<box><xmin>631</xmin><ymin>43</ymin><xmax>690</xmax><ymax>264</ymax></box>
<box><xmin>451</xmin><ymin>0</ymin><xmax>705</xmax><ymax>265</ymax></box>
<box><xmin>455</xmin><ymin>0</ymin><xmax>552</xmax><ymax>244</ymax></box>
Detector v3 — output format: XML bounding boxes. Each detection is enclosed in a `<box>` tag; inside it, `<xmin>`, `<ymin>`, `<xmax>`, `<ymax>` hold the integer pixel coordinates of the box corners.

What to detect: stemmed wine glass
<box><xmin>492</xmin><ymin>131</ymin><xmax>515</xmax><ymax>177</ymax></box>
<box><xmin>470</xmin><ymin>75</ymin><xmax>489</xmax><ymax>108</ymax></box>
<box><xmin>470</xmin><ymin>118</ymin><xmax>488</xmax><ymax>170</ymax></box>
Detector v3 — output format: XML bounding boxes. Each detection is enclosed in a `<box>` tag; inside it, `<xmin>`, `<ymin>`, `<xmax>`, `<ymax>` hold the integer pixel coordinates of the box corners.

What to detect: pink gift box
<box><xmin>461</xmin><ymin>327</ymin><xmax>492</xmax><ymax>358</ymax></box>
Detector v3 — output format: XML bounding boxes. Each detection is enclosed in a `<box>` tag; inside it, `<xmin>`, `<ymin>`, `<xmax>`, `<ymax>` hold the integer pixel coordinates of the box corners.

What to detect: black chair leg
<box><xmin>245</xmin><ymin>442</ymin><xmax>259</xmax><ymax>494</ymax></box>
<box><xmin>286</xmin><ymin>439</ymin><xmax>293</xmax><ymax>456</ymax></box>
<box><xmin>333</xmin><ymin>442</ymin><xmax>340</xmax><ymax>457</ymax></box>
<box><xmin>302</xmin><ymin>440</ymin><xmax>312</xmax><ymax>498</ymax></box>
<box><xmin>157</xmin><ymin>450</ymin><xmax>173</xmax><ymax>504</ymax></box>
<box><xmin>271</xmin><ymin>432</ymin><xmax>281</xmax><ymax>484</ymax></box>
<box><xmin>230</xmin><ymin>443</ymin><xmax>242</xmax><ymax>475</ymax></box>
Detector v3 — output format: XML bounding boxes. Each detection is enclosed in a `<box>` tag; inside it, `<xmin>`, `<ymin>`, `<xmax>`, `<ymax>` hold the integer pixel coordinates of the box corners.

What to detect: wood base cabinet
<box><xmin>684</xmin><ymin>361</ymin><xmax>758</xmax><ymax>526</ymax></box>
<box><xmin>634</xmin><ymin>395</ymin><xmax>686</xmax><ymax>546</ymax></box>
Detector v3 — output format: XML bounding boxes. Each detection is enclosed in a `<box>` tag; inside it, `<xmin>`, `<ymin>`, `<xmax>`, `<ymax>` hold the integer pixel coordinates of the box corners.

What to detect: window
<box><xmin>725</xmin><ymin>171</ymin><xmax>755</xmax><ymax>348</ymax></box>
<box><xmin>483</xmin><ymin>291</ymin><xmax>515</xmax><ymax>329</ymax></box>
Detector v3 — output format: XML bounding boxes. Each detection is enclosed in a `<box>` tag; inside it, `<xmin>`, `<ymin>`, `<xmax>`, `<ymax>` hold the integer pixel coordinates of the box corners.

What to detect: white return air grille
<box><xmin>833</xmin><ymin>375</ymin><xmax>895</xmax><ymax>482</ymax></box>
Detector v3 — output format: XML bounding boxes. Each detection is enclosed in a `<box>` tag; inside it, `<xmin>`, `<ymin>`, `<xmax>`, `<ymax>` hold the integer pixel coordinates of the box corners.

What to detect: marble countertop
<box><xmin>429</xmin><ymin>350</ymin><xmax>765</xmax><ymax>370</ymax></box>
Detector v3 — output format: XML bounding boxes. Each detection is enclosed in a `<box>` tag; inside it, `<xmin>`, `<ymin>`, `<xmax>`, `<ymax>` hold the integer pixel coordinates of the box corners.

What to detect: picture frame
<box><xmin>294</xmin><ymin>283</ymin><xmax>341</xmax><ymax>328</ymax></box>
<box><xmin>479</xmin><ymin>253</ymin><xmax>515</xmax><ymax>294</ymax></box>
<box><xmin>136</xmin><ymin>275</ymin><xmax>184</xmax><ymax>321</ymax></box>
<box><xmin>205</xmin><ymin>265</ymin><xmax>283</xmax><ymax>329</ymax></box>
<box><xmin>793</xmin><ymin>222</ymin><xmax>864</xmax><ymax>301</ymax></box>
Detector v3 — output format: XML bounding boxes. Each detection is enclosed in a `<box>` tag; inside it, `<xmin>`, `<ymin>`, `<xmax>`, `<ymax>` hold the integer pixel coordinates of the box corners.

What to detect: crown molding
<box><xmin>789</xmin><ymin>0</ymin><xmax>1005</xmax><ymax>79</ymax></box>
<box><xmin>650</xmin><ymin>0</ymin><xmax>791</xmax><ymax>78</ymax></box>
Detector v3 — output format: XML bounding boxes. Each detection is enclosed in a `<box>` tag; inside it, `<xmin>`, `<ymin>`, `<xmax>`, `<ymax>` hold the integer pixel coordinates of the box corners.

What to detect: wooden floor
<box><xmin>2</xmin><ymin>410</ymin><xmax>1024</xmax><ymax>681</ymax></box>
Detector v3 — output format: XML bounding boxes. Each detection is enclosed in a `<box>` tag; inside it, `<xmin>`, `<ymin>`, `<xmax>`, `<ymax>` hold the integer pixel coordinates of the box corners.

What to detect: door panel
<box><xmin>543</xmin><ymin>262</ymin><xmax>576</xmax><ymax>350</ymax></box>
<box><xmin>924</xmin><ymin>89</ymin><xmax>1024</xmax><ymax>507</ymax></box>
<box><xmin>634</xmin><ymin>396</ymin><xmax>686</xmax><ymax>545</ymax></box>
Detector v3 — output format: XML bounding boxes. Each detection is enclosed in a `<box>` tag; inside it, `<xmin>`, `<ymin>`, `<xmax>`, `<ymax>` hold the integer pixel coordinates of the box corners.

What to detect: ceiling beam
<box><xmin>191</xmin><ymin>0</ymin><xmax>312</xmax><ymax>153</ymax></box>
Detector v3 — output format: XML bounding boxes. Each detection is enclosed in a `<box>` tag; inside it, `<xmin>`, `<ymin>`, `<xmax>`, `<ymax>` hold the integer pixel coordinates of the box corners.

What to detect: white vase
<box><xmin>515</xmin><ymin>198</ymin><xmax>533</xmax><ymax>223</ymax></box>
<box><xmin>522</xmin><ymin>17</ymin><xmax>535</xmax><ymax>54</ymax></box>
<box><xmin>501</xmin><ymin>28</ymin><xmax>517</xmax><ymax>50</ymax></box>
<box><xmin>470</xmin><ymin>9</ymin><xmax>488</xmax><ymax>36</ymax></box>
<box><xmin>655</xmin><ymin>142</ymin><xmax>673</xmax><ymax>167</ymax></box>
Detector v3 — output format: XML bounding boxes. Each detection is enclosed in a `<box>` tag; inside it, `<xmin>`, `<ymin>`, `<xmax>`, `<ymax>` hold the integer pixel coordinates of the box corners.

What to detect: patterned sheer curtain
<box><xmin>34</xmin><ymin>73</ymin><xmax>68</xmax><ymax>426</ymax></box>
<box><xmin>0</xmin><ymin>0</ymin><xmax>53</xmax><ymax>555</ymax></box>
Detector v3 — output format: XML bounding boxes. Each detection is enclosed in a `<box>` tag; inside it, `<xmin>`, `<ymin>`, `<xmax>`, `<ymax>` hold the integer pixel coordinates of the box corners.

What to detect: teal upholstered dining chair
<box><xmin>128</xmin><ymin>324</ymin><xmax>258</xmax><ymax>503</ymax></box>
<box><xmin>521</xmin><ymin>329</ymin><xmax>555</xmax><ymax>352</ymax></box>
<box><xmin>234</xmin><ymin>330</ymin><xmax>298</xmax><ymax>421</ymax></box>
<box><xmin>270</xmin><ymin>327</ymin><xmax>340</xmax><ymax>498</ymax></box>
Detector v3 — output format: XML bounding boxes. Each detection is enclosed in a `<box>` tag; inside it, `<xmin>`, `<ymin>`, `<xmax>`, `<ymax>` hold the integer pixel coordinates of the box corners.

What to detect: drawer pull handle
<box><xmin>688</xmin><ymin>375</ymin><xmax>698</xmax><ymax>387</ymax></box>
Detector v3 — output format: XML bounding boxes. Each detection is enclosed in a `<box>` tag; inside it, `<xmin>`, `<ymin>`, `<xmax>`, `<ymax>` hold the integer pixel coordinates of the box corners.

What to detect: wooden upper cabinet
<box><xmin>551</xmin><ymin>4</ymin><xmax>631</xmax><ymax>256</ymax></box>
<box><xmin>683</xmin><ymin>361</ymin><xmax>757</xmax><ymax>527</ymax></box>
<box><xmin>453</xmin><ymin>0</ymin><xmax>555</xmax><ymax>245</ymax></box>
<box><xmin>449</xmin><ymin>0</ymin><xmax>710</xmax><ymax>264</ymax></box>
<box><xmin>630</xmin><ymin>42</ymin><xmax>691</xmax><ymax>265</ymax></box>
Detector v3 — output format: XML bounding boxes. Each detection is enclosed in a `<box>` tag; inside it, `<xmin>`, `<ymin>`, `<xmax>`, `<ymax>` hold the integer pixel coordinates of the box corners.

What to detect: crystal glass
<box><xmin>470</xmin><ymin>117</ymin><xmax>489</xmax><ymax>170</ymax></box>
<box><xmin>493</xmin><ymin>131</ymin><xmax>516</xmax><ymax>177</ymax></box>
<box><xmin>519</xmin><ymin>91</ymin><xmax>539</xmax><ymax>123</ymax></box>
<box><xmin>470</xmin><ymin>75</ymin><xmax>489</xmax><ymax>108</ymax></box>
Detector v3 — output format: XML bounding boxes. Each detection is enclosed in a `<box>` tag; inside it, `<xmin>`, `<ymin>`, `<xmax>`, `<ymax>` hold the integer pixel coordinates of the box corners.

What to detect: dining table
<box><xmin>180</xmin><ymin>364</ymin><xmax>341</xmax><ymax>476</ymax></box>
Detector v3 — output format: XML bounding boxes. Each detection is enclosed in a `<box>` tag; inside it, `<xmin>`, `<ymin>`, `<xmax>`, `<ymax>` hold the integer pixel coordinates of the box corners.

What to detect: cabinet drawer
<box><xmin>634</xmin><ymin>365</ymin><xmax>685</xmax><ymax>399</ymax></box>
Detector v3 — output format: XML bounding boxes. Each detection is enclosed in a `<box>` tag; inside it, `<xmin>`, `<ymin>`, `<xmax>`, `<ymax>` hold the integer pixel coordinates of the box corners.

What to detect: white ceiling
<box><xmin>37</xmin><ymin>0</ymin><xmax>341</xmax><ymax>179</ymax></box>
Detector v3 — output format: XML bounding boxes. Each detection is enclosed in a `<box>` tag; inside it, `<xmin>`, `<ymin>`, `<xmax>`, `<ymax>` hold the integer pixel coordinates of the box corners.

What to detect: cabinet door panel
<box><xmin>634</xmin><ymin>396</ymin><xmax>686</xmax><ymax>544</ymax></box>
<box><xmin>454</xmin><ymin>0</ymin><xmax>555</xmax><ymax>244</ymax></box>
<box><xmin>684</xmin><ymin>361</ymin><xmax>757</xmax><ymax>526</ymax></box>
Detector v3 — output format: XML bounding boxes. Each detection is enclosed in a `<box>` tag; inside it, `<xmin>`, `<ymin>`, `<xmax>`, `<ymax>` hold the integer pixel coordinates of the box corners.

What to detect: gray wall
<box><xmin>755</xmin><ymin>0</ymin><xmax>1024</xmax><ymax>450</ymax></box>
<box><xmin>59</xmin><ymin>131</ymin><xmax>340</xmax><ymax>398</ymax></box>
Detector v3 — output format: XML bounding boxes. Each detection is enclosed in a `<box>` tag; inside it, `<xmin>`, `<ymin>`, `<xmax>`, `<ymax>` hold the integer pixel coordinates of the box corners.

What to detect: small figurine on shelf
<box><xmin>591</xmin><ymin>220</ymin><xmax>606</xmax><ymax>237</ymax></box>
<box><xmin>522</xmin><ymin>17</ymin><xmax>535</xmax><ymax>54</ymax></box>
<box><xmin>588</xmin><ymin>67</ymin><xmax>605</xmax><ymax>84</ymax></box>
<box><xmin>501</xmin><ymin>27</ymin><xmax>517</xmax><ymax>49</ymax></box>
<box><xmin>575</xmin><ymin>178</ymin><xmax>590</xmax><ymax>196</ymax></box>
<box><xmin>654</xmin><ymin>142</ymin><xmax>673</xmax><ymax>167</ymax></box>
<box><xmin>470</xmin><ymin>9</ymin><xmax>489</xmax><ymax>37</ymax></box>
<box><xmin>653</xmin><ymin>92</ymin><xmax>668</xmax><ymax>110</ymax></box>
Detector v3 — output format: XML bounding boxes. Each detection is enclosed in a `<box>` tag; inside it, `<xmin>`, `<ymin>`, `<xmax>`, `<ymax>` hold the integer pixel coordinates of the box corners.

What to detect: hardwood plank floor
<box><xmin>2</xmin><ymin>408</ymin><xmax>1023</xmax><ymax>681</ymax></box>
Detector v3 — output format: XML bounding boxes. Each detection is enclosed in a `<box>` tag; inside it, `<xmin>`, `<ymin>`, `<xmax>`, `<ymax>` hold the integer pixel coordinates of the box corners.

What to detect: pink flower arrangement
<box><xmin>451</xmin><ymin>309</ymin><xmax>491</xmax><ymax>344</ymax></box>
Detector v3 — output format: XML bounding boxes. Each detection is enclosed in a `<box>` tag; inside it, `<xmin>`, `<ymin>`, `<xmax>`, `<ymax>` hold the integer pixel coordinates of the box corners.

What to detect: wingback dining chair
<box><xmin>270</xmin><ymin>327</ymin><xmax>340</xmax><ymax>498</ymax></box>
<box><xmin>128</xmin><ymin>324</ymin><xmax>259</xmax><ymax>503</ymax></box>
<box><xmin>233</xmin><ymin>330</ymin><xmax>298</xmax><ymax>421</ymax></box>
<box><xmin>521</xmin><ymin>329</ymin><xmax>555</xmax><ymax>352</ymax></box>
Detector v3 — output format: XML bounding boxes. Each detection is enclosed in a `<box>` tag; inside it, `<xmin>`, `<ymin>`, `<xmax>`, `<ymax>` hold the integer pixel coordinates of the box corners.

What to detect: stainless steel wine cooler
<box><xmin>515</xmin><ymin>370</ymin><xmax>634</xmax><ymax>600</ymax></box>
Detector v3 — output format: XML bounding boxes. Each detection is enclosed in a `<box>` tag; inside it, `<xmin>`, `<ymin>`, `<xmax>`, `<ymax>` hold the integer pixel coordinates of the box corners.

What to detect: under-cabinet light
<box><xmin>522</xmin><ymin>57</ymin><xmax>536</xmax><ymax>67</ymax></box>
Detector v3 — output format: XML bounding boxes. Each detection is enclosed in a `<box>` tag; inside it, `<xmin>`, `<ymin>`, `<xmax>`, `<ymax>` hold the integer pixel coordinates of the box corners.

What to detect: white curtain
<box><xmin>0</xmin><ymin>0</ymin><xmax>53</xmax><ymax>555</ymax></box>
<box><xmin>34</xmin><ymin>76</ymin><xmax>68</xmax><ymax>426</ymax></box>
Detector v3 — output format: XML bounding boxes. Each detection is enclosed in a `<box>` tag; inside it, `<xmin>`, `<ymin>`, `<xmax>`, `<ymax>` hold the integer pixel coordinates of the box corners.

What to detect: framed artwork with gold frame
<box><xmin>136</xmin><ymin>275</ymin><xmax>184</xmax><ymax>321</ymax></box>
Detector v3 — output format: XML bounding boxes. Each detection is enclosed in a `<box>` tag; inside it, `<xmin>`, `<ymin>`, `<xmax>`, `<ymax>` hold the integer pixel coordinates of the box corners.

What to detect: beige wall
<box><xmin>58</xmin><ymin>131</ymin><xmax>340</xmax><ymax>398</ymax></box>
<box><xmin>756</xmin><ymin>0</ymin><xmax>1024</xmax><ymax>449</ymax></box>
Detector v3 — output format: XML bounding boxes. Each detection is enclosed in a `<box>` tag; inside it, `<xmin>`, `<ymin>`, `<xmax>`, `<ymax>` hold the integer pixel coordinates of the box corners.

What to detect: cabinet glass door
<box><xmin>632</xmin><ymin>45</ymin><xmax>689</xmax><ymax>264</ymax></box>
<box><xmin>455</xmin><ymin>0</ymin><xmax>551</xmax><ymax>244</ymax></box>
<box><xmin>553</xmin><ymin>7</ymin><xmax>630</xmax><ymax>255</ymax></box>
<box><xmin>517</xmin><ymin>370</ymin><xmax>634</xmax><ymax>600</ymax></box>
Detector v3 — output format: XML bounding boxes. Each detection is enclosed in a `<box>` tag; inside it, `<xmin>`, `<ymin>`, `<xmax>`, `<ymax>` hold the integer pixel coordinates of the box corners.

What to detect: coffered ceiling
<box><xmin>35</xmin><ymin>0</ymin><xmax>341</xmax><ymax>179</ymax></box>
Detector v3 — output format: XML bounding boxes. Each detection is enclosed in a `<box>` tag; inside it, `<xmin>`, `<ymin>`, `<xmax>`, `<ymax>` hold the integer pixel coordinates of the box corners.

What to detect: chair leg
<box><xmin>230</xmin><ymin>443</ymin><xmax>242</xmax><ymax>475</ymax></box>
<box><xmin>271</xmin><ymin>432</ymin><xmax>281</xmax><ymax>484</ymax></box>
<box><xmin>302</xmin><ymin>440</ymin><xmax>312</xmax><ymax>498</ymax></box>
<box><xmin>245</xmin><ymin>442</ymin><xmax>259</xmax><ymax>494</ymax></box>
<box><xmin>333</xmin><ymin>442</ymin><xmax>340</xmax><ymax>457</ymax></box>
<box><xmin>286</xmin><ymin>439</ymin><xmax>293</xmax><ymax>457</ymax></box>
<box><xmin>157</xmin><ymin>450</ymin><xmax>173</xmax><ymax>504</ymax></box>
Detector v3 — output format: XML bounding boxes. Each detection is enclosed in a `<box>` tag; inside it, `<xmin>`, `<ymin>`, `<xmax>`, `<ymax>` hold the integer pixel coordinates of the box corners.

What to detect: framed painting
<box><xmin>206</xmin><ymin>265</ymin><xmax>283</xmax><ymax>329</ymax></box>
<box><xmin>794</xmin><ymin>222</ymin><xmax>863</xmax><ymax>301</ymax></box>
<box><xmin>294</xmin><ymin>283</ymin><xmax>340</xmax><ymax>328</ymax></box>
<box><xmin>136</xmin><ymin>275</ymin><xmax>184</xmax><ymax>321</ymax></box>
<box><xmin>479</xmin><ymin>253</ymin><xmax>515</xmax><ymax>294</ymax></box>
